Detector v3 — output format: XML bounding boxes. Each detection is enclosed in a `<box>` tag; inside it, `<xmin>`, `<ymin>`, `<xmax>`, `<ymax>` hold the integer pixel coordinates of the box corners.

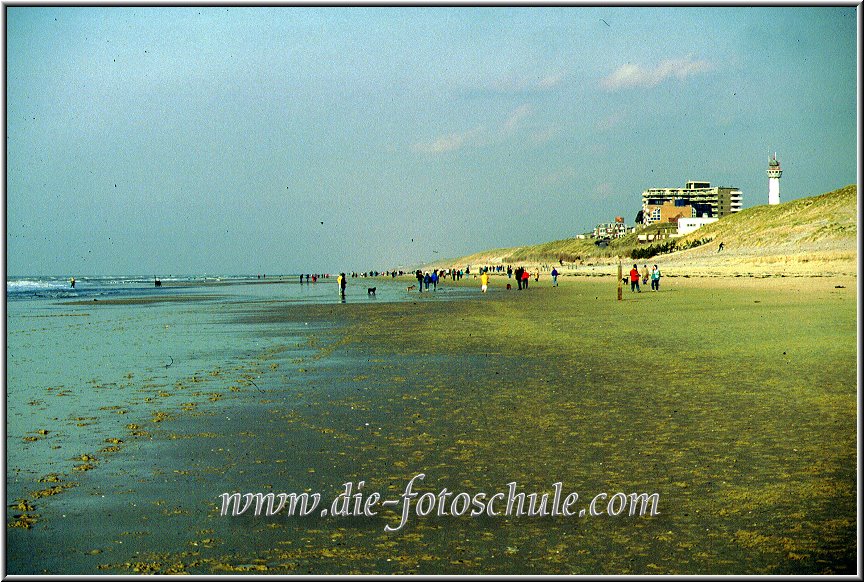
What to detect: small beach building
<box><xmin>643</xmin><ymin>200</ymin><xmax>694</xmax><ymax>225</ymax></box>
<box><xmin>677</xmin><ymin>217</ymin><xmax>719</xmax><ymax>236</ymax></box>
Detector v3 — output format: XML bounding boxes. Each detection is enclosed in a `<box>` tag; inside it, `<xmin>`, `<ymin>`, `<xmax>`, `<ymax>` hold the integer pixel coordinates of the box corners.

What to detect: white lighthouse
<box><xmin>767</xmin><ymin>153</ymin><xmax>782</xmax><ymax>205</ymax></box>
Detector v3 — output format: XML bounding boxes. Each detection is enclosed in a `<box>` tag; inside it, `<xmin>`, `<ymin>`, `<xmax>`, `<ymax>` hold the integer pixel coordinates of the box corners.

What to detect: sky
<box><xmin>5</xmin><ymin>6</ymin><xmax>859</xmax><ymax>276</ymax></box>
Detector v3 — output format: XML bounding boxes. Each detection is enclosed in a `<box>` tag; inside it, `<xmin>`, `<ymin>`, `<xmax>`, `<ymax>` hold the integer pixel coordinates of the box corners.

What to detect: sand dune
<box><xmin>428</xmin><ymin>185</ymin><xmax>857</xmax><ymax>277</ymax></box>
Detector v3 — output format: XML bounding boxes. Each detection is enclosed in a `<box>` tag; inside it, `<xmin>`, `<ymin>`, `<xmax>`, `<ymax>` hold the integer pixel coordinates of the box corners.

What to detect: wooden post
<box><xmin>617</xmin><ymin>257</ymin><xmax>623</xmax><ymax>301</ymax></box>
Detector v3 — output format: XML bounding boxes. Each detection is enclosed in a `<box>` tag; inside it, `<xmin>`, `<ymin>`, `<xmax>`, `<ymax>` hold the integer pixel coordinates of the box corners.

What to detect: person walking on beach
<box><xmin>507</xmin><ymin>266</ymin><xmax>513</xmax><ymax>279</ymax></box>
<box><xmin>423</xmin><ymin>272</ymin><xmax>430</xmax><ymax>291</ymax></box>
<box><xmin>70</xmin><ymin>277</ymin><xmax>75</xmax><ymax>288</ymax></box>
<box><xmin>641</xmin><ymin>264</ymin><xmax>650</xmax><ymax>286</ymax></box>
<box><xmin>416</xmin><ymin>269</ymin><xmax>424</xmax><ymax>292</ymax></box>
<box><xmin>551</xmin><ymin>267</ymin><xmax>559</xmax><ymax>286</ymax></box>
<box><xmin>651</xmin><ymin>265</ymin><xmax>661</xmax><ymax>291</ymax></box>
<box><xmin>515</xmin><ymin>267</ymin><xmax>523</xmax><ymax>290</ymax></box>
<box><xmin>534</xmin><ymin>271</ymin><xmax>539</xmax><ymax>283</ymax></box>
<box><xmin>521</xmin><ymin>268</ymin><xmax>530</xmax><ymax>289</ymax></box>
<box><xmin>718</xmin><ymin>242</ymin><xmax>724</xmax><ymax>252</ymax></box>
<box><xmin>339</xmin><ymin>273</ymin><xmax>347</xmax><ymax>298</ymax></box>
<box><xmin>629</xmin><ymin>264</ymin><xmax>641</xmax><ymax>292</ymax></box>
<box><xmin>480</xmin><ymin>271</ymin><xmax>489</xmax><ymax>293</ymax></box>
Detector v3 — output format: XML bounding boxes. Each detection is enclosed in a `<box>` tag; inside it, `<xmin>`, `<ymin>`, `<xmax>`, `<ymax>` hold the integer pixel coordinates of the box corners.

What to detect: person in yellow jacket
<box><xmin>480</xmin><ymin>271</ymin><xmax>489</xmax><ymax>293</ymax></box>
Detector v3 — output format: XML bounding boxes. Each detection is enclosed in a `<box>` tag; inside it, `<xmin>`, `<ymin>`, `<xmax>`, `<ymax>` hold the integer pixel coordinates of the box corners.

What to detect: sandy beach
<box><xmin>5</xmin><ymin>271</ymin><xmax>856</xmax><ymax>574</ymax></box>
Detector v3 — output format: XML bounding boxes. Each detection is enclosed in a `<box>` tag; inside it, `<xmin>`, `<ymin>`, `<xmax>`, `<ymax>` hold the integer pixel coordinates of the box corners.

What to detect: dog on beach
<box><xmin>367</xmin><ymin>287</ymin><xmax>376</xmax><ymax>295</ymax></box>
<box><xmin>506</xmin><ymin>283</ymin><xmax>511</xmax><ymax>290</ymax></box>
<box><xmin>406</xmin><ymin>285</ymin><xmax>416</xmax><ymax>291</ymax></box>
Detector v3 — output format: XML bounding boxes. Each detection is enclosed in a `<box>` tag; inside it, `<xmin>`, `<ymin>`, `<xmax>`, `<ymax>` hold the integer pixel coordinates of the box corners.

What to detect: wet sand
<box><xmin>158</xmin><ymin>276</ymin><xmax>301</xmax><ymax>288</ymax></box>
<box><xmin>6</xmin><ymin>275</ymin><xmax>856</xmax><ymax>574</ymax></box>
<box><xmin>63</xmin><ymin>294</ymin><xmax>227</xmax><ymax>306</ymax></box>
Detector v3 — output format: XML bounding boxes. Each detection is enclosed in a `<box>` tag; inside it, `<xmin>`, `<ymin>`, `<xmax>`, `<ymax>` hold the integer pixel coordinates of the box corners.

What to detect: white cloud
<box><xmin>595</xmin><ymin>111</ymin><xmax>625</xmax><ymax>131</ymax></box>
<box><xmin>600</xmin><ymin>57</ymin><xmax>711</xmax><ymax>91</ymax></box>
<box><xmin>413</xmin><ymin>104</ymin><xmax>537</xmax><ymax>155</ymax></box>
<box><xmin>502</xmin><ymin>104</ymin><xmax>533</xmax><ymax>133</ymax></box>
<box><xmin>411</xmin><ymin>126</ymin><xmax>484</xmax><ymax>154</ymax></box>
<box><xmin>537</xmin><ymin>72</ymin><xmax>566</xmax><ymax>90</ymax></box>
<box><xmin>530</xmin><ymin>126</ymin><xmax>559</xmax><ymax>146</ymax></box>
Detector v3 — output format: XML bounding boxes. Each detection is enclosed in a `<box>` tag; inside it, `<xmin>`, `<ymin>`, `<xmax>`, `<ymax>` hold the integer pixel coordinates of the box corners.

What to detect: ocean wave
<box><xmin>6</xmin><ymin>278</ymin><xmax>70</xmax><ymax>291</ymax></box>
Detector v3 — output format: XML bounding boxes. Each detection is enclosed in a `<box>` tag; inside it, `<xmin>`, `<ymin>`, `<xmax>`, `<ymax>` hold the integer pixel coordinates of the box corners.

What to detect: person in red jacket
<box><xmin>521</xmin><ymin>268</ymin><xmax>530</xmax><ymax>289</ymax></box>
<box><xmin>629</xmin><ymin>264</ymin><xmax>641</xmax><ymax>293</ymax></box>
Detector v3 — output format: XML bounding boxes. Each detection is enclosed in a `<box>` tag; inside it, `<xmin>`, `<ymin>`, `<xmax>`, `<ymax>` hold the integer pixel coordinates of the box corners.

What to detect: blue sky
<box><xmin>5</xmin><ymin>7</ymin><xmax>858</xmax><ymax>275</ymax></box>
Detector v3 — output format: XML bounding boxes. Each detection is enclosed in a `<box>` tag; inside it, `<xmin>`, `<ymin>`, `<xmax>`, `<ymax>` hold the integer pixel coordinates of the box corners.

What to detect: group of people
<box><xmin>413</xmin><ymin>268</ymin><xmax>477</xmax><ymax>291</ymax></box>
<box><xmin>331</xmin><ymin>261</ymin><xmax>663</xmax><ymax>297</ymax></box>
<box><xmin>415</xmin><ymin>269</ymin><xmax>441</xmax><ymax>291</ymax></box>
<box><xmin>510</xmin><ymin>266</ymin><xmax>537</xmax><ymax>290</ymax></box>
<box><xmin>411</xmin><ymin>264</ymin><xmax>563</xmax><ymax>294</ymax></box>
<box><xmin>297</xmin><ymin>274</ymin><xmax>325</xmax><ymax>283</ymax></box>
<box><xmin>476</xmin><ymin>264</ymin><xmax>561</xmax><ymax>292</ymax></box>
<box><xmin>628</xmin><ymin>263</ymin><xmax>662</xmax><ymax>292</ymax></box>
<box><xmin>442</xmin><ymin>265</ymin><xmax>546</xmax><ymax>291</ymax></box>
